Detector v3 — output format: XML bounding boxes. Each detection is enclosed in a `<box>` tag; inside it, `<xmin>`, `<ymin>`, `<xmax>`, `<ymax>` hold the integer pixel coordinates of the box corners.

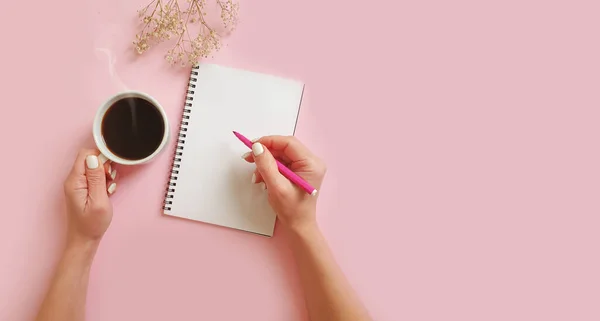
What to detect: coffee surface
<box><xmin>101</xmin><ymin>97</ymin><xmax>165</xmax><ymax>160</ymax></box>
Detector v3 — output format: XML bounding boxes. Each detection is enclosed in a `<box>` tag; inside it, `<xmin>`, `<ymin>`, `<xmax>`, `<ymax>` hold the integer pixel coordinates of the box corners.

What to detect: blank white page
<box><xmin>164</xmin><ymin>63</ymin><xmax>304</xmax><ymax>236</ymax></box>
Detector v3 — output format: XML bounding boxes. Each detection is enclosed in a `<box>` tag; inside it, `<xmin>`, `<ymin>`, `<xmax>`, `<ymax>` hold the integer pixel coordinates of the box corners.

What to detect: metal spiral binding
<box><xmin>163</xmin><ymin>66</ymin><xmax>200</xmax><ymax>213</ymax></box>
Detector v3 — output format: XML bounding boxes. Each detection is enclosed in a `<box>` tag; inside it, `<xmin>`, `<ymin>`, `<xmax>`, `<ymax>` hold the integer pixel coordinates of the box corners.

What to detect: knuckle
<box><xmin>88</xmin><ymin>202</ymin><xmax>107</xmax><ymax>214</ymax></box>
<box><xmin>287</xmin><ymin>135</ymin><xmax>300</xmax><ymax>145</ymax></box>
<box><xmin>63</xmin><ymin>182</ymin><xmax>72</xmax><ymax>195</ymax></box>
<box><xmin>318</xmin><ymin>160</ymin><xmax>327</xmax><ymax>174</ymax></box>
<box><xmin>307</xmin><ymin>158</ymin><xmax>324</xmax><ymax>171</ymax></box>
<box><xmin>317</xmin><ymin>167</ymin><xmax>327</xmax><ymax>177</ymax></box>
<box><xmin>63</xmin><ymin>177</ymin><xmax>76</xmax><ymax>193</ymax></box>
<box><xmin>86</xmin><ymin>173</ymin><xmax>105</xmax><ymax>185</ymax></box>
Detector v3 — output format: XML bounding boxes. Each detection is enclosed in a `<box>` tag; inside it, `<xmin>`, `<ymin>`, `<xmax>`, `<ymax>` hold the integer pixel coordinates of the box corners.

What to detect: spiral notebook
<box><xmin>163</xmin><ymin>63</ymin><xmax>304</xmax><ymax>236</ymax></box>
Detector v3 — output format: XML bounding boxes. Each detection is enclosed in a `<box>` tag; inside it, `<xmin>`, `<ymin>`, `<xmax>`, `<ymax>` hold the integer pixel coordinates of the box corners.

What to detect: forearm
<box><xmin>287</xmin><ymin>222</ymin><xmax>371</xmax><ymax>321</ymax></box>
<box><xmin>36</xmin><ymin>241</ymin><xmax>98</xmax><ymax>321</ymax></box>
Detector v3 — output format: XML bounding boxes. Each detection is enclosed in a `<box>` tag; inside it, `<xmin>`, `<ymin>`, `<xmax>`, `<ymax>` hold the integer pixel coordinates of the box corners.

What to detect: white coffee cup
<box><xmin>92</xmin><ymin>91</ymin><xmax>170</xmax><ymax>165</ymax></box>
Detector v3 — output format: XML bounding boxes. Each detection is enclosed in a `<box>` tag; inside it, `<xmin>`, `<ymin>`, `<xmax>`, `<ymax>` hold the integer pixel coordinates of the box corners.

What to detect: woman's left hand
<box><xmin>63</xmin><ymin>149</ymin><xmax>117</xmax><ymax>247</ymax></box>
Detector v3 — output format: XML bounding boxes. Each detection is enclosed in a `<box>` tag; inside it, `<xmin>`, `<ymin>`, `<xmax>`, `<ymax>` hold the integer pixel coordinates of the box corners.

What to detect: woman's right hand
<box><xmin>243</xmin><ymin>136</ymin><xmax>326</xmax><ymax>230</ymax></box>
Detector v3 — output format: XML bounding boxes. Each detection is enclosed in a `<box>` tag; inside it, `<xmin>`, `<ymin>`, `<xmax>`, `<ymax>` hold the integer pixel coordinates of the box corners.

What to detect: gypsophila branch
<box><xmin>134</xmin><ymin>0</ymin><xmax>239</xmax><ymax>66</ymax></box>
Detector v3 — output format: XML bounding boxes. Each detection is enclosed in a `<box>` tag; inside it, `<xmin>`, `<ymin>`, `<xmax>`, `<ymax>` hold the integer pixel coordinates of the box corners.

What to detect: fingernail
<box><xmin>98</xmin><ymin>154</ymin><xmax>108</xmax><ymax>164</ymax></box>
<box><xmin>241</xmin><ymin>151</ymin><xmax>251</xmax><ymax>159</ymax></box>
<box><xmin>110</xmin><ymin>169</ymin><xmax>117</xmax><ymax>180</ymax></box>
<box><xmin>108</xmin><ymin>164</ymin><xmax>112</xmax><ymax>173</ymax></box>
<box><xmin>251</xmin><ymin>173</ymin><xmax>256</xmax><ymax>183</ymax></box>
<box><xmin>252</xmin><ymin>143</ymin><xmax>264</xmax><ymax>156</ymax></box>
<box><xmin>107</xmin><ymin>182</ymin><xmax>117</xmax><ymax>195</ymax></box>
<box><xmin>251</xmin><ymin>137</ymin><xmax>260</xmax><ymax>143</ymax></box>
<box><xmin>261</xmin><ymin>182</ymin><xmax>267</xmax><ymax>190</ymax></box>
<box><xmin>86</xmin><ymin>155</ymin><xmax>99</xmax><ymax>169</ymax></box>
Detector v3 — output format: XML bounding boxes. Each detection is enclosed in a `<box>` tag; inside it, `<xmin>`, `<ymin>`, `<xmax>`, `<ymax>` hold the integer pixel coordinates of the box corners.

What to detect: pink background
<box><xmin>1</xmin><ymin>0</ymin><xmax>599</xmax><ymax>320</ymax></box>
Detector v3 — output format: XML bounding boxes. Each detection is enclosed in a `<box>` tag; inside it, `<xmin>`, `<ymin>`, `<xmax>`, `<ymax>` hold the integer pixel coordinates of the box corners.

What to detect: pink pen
<box><xmin>233</xmin><ymin>131</ymin><xmax>318</xmax><ymax>196</ymax></box>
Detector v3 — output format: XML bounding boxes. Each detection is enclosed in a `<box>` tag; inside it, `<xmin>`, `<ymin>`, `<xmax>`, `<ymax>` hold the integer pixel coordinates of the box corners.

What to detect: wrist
<box><xmin>64</xmin><ymin>236</ymin><xmax>100</xmax><ymax>264</ymax></box>
<box><xmin>285</xmin><ymin>220</ymin><xmax>320</xmax><ymax>239</ymax></box>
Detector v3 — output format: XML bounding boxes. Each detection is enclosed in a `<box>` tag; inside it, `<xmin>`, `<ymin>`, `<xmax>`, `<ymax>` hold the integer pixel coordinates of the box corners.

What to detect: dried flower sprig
<box><xmin>134</xmin><ymin>0</ymin><xmax>239</xmax><ymax>66</ymax></box>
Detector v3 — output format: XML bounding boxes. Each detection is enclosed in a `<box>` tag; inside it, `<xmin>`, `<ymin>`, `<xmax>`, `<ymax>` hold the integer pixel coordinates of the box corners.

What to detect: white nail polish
<box><xmin>108</xmin><ymin>164</ymin><xmax>112</xmax><ymax>173</ymax></box>
<box><xmin>261</xmin><ymin>182</ymin><xmax>267</xmax><ymax>190</ymax></box>
<box><xmin>241</xmin><ymin>151</ymin><xmax>252</xmax><ymax>159</ymax></box>
<box><xmin>110</xmin><ymin>169</ymin><xmax>117</xmax><ymax>180</ymax></box>
<box><xmin>251</xmin><ymin>137</ymin><xmax>260</xmax><ymax>143</ymax></box>
<box><xmin>252</xmin><ymin>143</ymin><xmax>264</xmax><ymax>156</ymax></box>
<box><xmin>251</xmin><ymin>173</ymin><xmax>256</xmax><ymax>183</ymax></box>
<box><xmin>86</xmin><ymin>155</ymin><xmax>99</xmax><ymax>169</ymax></box>
<box><xmin>98</xmin><ymin>154</ymin><xmax>108</xmax><ymax>164</ymax></box>
<box><xmin>107</xmin><ymin>183</ymin><xmax>117</xmax><ymax>195</ymax></box>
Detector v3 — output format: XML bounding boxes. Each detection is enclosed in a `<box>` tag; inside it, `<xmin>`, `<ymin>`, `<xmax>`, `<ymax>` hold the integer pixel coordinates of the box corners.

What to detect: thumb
<box><xmin>85</xmin><ymin>154</ymin><xmax>109</xmax><ymax>203</ymax></box>
<box><xmin>252</xmin><ymin>143</ymin><xmax>287</xmax><ymax>191</ymax></box>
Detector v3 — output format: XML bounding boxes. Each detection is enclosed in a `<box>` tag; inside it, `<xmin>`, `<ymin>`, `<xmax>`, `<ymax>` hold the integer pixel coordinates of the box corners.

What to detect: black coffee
<box><xmin>101</xmin><ymin>97</ymin><xmax>165</xmax><ymax>160</ymax></box>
